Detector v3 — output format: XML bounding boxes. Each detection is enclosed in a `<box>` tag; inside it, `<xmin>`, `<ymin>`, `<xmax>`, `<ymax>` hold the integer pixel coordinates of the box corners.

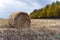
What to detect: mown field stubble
<box><xmin>0</xmin><ymin>19</ymin><xmax>60</xmax><ymax>40</ymax></box>
<box><xmin>31</xmin><ymin>19</ymin><xmax>60</xmax><ymax>30</ymax></box>
<box><xmin>30</xmin><ymin>19</ymin><xmax>60</xmax><ymax>40</ymax></box>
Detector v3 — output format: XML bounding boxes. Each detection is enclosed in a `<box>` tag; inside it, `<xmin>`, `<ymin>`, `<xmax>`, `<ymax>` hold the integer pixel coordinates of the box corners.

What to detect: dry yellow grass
<box><xmin>0</xmin><ymin>19</ymin><xmax>60</xmax><ymax>40</ymax></box>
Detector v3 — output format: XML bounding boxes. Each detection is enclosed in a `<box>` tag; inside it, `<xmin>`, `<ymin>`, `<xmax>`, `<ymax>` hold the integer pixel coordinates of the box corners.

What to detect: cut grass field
<box><xmin>0</xmin><ymin>18</ymin><xmax>8</xmax><ymax>25</ymax></box>
<box><xmin>0</xmin><ymin>19</ymin><xmax>60</xmax><ymax>40</ymax></box>
<box><xmin>30</xmin><ymin>19</ymin><xmax>60</xmax><ymax>40</ymax></box>
<box><xmin>31</xmin><ymin>19</ymin><xmax>60</xmax><ymax>29</ymax></box>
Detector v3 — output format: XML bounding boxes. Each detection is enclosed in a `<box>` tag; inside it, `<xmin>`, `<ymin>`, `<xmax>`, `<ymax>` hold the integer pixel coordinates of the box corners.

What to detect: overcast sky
<box><xmin>0</xmin><ymin>0</ymin><xmax>60</xmax><ymax>18</ymax></box>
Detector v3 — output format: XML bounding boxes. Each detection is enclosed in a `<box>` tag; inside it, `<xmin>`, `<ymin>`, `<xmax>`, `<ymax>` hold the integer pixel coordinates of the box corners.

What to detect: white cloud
<box><xmin>56</xmin><ymin>0</ymin><xmax>60</xmax><ymax>1</ymax></box>
<box><xmin>0</xmin><ymin>0</ymin><xmax>5</xmax><ymax>8</ymax></box>
<box><xmin>49</xmin><ymin>0</ymin><xmax>60</xmax><ymax>2</ymax></box>
<box><xmin>0</xmin><ymin>0</ymin><xmax>42</xmax><ymax>18</ymax></box>
<box><xmin>0</xmin><ymin>0</ymin><xmax>41</xmax><ymax>13</ymax></box>
<box><xmin>0</xmin><ymin>0</ymin><xmax>28</xmax><ymax>8</ymax></box>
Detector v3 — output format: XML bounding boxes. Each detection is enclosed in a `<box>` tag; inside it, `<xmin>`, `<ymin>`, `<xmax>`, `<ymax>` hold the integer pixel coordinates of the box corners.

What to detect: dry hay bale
<box><xmin>8</xmin><ymin>12</ymin><xmax>31</xmax><ymax>29</ymax></box>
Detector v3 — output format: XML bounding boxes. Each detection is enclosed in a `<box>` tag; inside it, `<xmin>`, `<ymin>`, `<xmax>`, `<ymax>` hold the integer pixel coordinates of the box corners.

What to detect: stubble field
<box><xmin>0</xmin><ymin>19</ymin><xmax>60</xmax><ymax>40</ymax></box>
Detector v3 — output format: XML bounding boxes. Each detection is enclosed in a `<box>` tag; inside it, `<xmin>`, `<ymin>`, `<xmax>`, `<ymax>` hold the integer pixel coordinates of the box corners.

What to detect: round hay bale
<box><xmin>8</xmin><ymin>12</ymin><xmax>31</xmax><ymax>29</ymax></box>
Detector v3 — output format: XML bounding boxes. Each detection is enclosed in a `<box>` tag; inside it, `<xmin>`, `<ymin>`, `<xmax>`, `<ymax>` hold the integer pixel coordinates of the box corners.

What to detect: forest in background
<box><xmin>30</xmin><ymin>1</ymin><xmax>60</xmax><ymax>19</ymax></box>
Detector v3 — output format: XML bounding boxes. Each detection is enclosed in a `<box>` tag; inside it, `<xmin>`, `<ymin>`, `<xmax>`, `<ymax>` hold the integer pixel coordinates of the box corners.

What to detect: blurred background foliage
<box><xmin>30</xmin><ymin>1</ymin><xmax>60</xmax><ymax>19</ymax></box>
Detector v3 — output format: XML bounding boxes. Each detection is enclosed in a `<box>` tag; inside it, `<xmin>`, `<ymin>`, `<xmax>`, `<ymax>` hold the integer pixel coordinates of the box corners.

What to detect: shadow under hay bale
<box><xmin>8</xmin><ymin>12</ymin><xmax>31</xmax><ymax>29</ymax></box>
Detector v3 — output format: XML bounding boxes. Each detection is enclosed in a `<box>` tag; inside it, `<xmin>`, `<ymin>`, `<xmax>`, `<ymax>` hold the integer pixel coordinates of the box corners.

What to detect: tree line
<box><xmin>30</xmin><ymin>1</ymin><xmax>60</xmax><ymax>19</ymax></box>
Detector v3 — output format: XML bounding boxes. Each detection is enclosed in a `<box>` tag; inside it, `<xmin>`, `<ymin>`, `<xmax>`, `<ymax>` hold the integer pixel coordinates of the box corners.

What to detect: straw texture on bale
<box><xmin>8</xmin><ymin>12</ymin><xmax>31</xmax><ymax>29</ymax></box>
